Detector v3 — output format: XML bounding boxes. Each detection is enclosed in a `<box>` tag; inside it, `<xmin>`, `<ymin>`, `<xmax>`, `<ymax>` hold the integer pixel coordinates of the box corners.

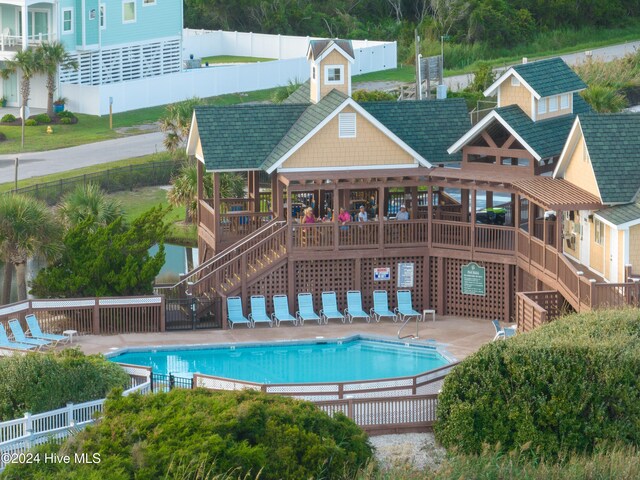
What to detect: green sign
<box><xmin>461</xmin><ymin>262</ymin><xmax>486</xmax><ymax>296</ymax></box>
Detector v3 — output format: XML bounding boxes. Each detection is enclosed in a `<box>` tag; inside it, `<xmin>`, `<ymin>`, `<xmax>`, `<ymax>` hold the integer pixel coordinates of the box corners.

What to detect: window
<box><xmin>594</xmin><ymin>219</ymin><xmax>604</xmax><ymax>245</ymax></box>
<box><xmin>560</xmin><ymin>94</ymin><xmax>569</xmax><ymax>109</ymax></box>
<box><xmin>511</xmin><ymin>76</ymin><xmax>520</xmax><ymax>86</ymax></box>
<box><xmin>325</xmin><ymin>65</ymin><xmax>343</xmax><ymax>85</ymax></box>
<box><xmin>143</xmin><ymin>0</ymin><xmax>156</xmax><ymax>4</ymax></box>
<box><xmin>89</xmin><ymin>9</ymin><xmax>96</xmax><ymax>20</ymax></box>
<box><xmin>123</xmin><ymin>1</ymin><xmax>136</xmax><ymax>23</ymax></box>
<box><xmin>99</xmin><ymin>4</ymin><xmax>106</xmax><ymax>29</ymax></box>
<box><xmin>339</xmin><ymin>113</ymin><xmax>356</xmax><ymax>138</ymax></box>
<box><xmin>62</xmin><ymin>8</ymin><xmax>73</xmax><ymax>33</ymax></box>
<box><xmin>537</xmin><ymin>98</ymin><xmax>547</xmax><ymax>115</ymax></box>
<box><xmin>312</xmin><ymin>66</ymin><xmax>316</xmax><ymax>80</ymax></box>
<box><xmin>549</xmin><ymin>96</ymin><xmax>558</xmax><ymax>112</ymax></box>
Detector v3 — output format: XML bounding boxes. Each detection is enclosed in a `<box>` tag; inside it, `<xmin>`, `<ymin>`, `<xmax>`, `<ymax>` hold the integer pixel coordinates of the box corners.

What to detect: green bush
<box><xmin>353</xmin><ymin>89</ymin><xmax>397</xmax><ymax>102</ymax></box>
<box><xmin>435</xmin><ymin>308</ymin><xmax>640</xmax><ymax>457</ymax></box>
<box><xmin>0</xmin><ymin>348</ymin><xmax>129</xmax><ymax>420</ymax></box>
<box><xmin>25</xmin><ymin>119</ymin><xmax>38</xmax><ymax>126</ymax></box>
<box><xmin>4</xmin><ymin>389</ymin><xmax>372</xmax><ymax>479</ymax></box>
<box><xmin>33</xmin><ymin>113</ymin><xmax>51</xmax><ymax>124</ymax></box>
<box><xmin>57</xmin><ymin>110</ymin><xmax>76</xmax><ymax>119</ymax></box>
<box><xmin>1</xmin><ymin>113</ymin><xmax>16</xmax><ymax>122</ymax></box>
<box><xmin>59</xmin><ymin>117</ymin><xmax>72</xmax><ymax>125</ymax></box>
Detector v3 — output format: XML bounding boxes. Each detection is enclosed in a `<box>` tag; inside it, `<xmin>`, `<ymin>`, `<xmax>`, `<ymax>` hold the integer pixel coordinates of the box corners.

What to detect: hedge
<box><xmin>3</xmin><ymin>389</ymin><xmax>372</xmax><ymax>480</ymax></box>
<box><xmin>435</xmin><ymin>308</ymin><xmax>640</xmax><ymax>457</ymax></box>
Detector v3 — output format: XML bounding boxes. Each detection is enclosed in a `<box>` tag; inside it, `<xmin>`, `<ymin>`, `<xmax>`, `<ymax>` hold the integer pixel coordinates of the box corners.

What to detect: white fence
<box><xmin>61</xmin><ymin>30</ymin><xmax>397</xmax><ymax>115</ymax></box>
<box><xmin>0</xmin><ymin>375</ymin><xmax>151</xmax><ymax>470</ymax></box>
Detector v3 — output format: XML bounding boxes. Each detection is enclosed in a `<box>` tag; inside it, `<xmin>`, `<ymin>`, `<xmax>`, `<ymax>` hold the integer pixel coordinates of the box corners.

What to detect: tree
<box><xmin>1</xmin><ymin>47</ymin><xmax>42</xmax><ymax>115</ymax></box>
<box><xmin>31</xmin><ymin>208</ymin><xmax>168</xmax><ymax>298</ymax></box>
<box><xmin>159</xmin><ymin>97</ymin><xmax>203</xmax><ymax>154</ymax></box>
<box><xmin>57</xmin><ymin>183</ymin><xmax>123</xmax><ymax>231</ymax></box>
<box><xmin>271</xmin><ymin>79</ymin><xmax>302</xmax><ymax>103</ymax></box>
<box><xmin>431</xmin><ymin>0</ymin><xmax>470</xmax><ymax>37</ymax></box>
<box><xmin>0</xmin><ymin>194</ymin><xmax>63</xmax><ymax>302</ymax></box>
<box><xmin>38</xmin><ymin>41</ymin><xmax>78</xmax><ymax>118</ymax></box>
<box><xmin>581</xmin><ymin>86</ymin><xmax>628</xmax><ymax>113</ymax></box>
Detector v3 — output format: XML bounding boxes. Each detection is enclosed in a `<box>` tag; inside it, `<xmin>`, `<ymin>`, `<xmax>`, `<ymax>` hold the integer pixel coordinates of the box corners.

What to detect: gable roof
<box><xmin>578</xmin><ymin>113</ymin><xmax>640</xmax><ymax>204</ymax></box>
<box><xmin>485</xmin><ymin>57</ymin><xmax>587</xmax><ymax>99</ymax></box>
<box><xmin>360</xmin><ymin>98</ymin><xmax>470</xmax><ymax>164</ymax></box>
<box><xmin>596</xmin><ymin>201</ymin><xmax>640</xmax><ymax>227</ymax></box>
<box><xmin>449</xmin><ymin>93</ymin><xmax>591</xmax><ymax>160</ymax></box>
<box><xmin>282</xmin><ymin>80</ymin><xmax>311</xmax><ymax>105</ymax></box>
<box><xmin>307</xmin><ymin>39</ymin><xmax>355</xmax><ymax>61</ymax></box>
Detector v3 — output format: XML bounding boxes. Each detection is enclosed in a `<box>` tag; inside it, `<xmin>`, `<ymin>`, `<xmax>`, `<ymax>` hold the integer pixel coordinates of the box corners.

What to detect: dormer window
<box><xmin>325</xmin><ymin>65</ymin><xmax>344</xmax><ymax>85</ymax></box>
<box><xmin>511</xmin><ymin>76</ymin><xmax>520</xmax><ymax>86</ymax></box>
<box><xmin>560</xmin><ymin>94</ymin><xmax>569</xmax><ymax>109</ymax></box>
<box><xmin>549</xmin><ymin>96</ymin><xmax>558</xmax><ymax>112</ymax></box>
<box><xmin>537</xmin><ymin>99</ymin><xmax>547</xmax><ymax>115</ymax></box>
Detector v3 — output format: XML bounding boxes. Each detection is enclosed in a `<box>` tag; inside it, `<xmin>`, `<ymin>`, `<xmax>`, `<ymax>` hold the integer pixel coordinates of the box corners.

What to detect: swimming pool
<box><xmin>110</xmin><ymin>337</ymin><xmax>451</xmax><ymax>384</ymax></box>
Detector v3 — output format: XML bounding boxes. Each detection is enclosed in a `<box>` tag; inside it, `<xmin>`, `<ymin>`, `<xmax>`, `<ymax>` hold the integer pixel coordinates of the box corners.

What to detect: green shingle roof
<box><xmin>308</xmin><ymin>39</ymin><xmax>354</xmax><ymax>60</ymax></box>
<box><xmin>194</xmin><ymin>103</ymin><xmax>307</xmax><ymax>171</ymax></box>
<box><xmin>495</xmin><ymin>93</ymin><xmax>591</xmax><ymax>159</ymax></box>
<box><xmin>262</xmin><ymin>89</ymin><xmax>348</xmax><ymax>170</ymax></box>
<box><xmin>579</xmin><ymin>113</ymin><xmax>640</xmax><ymax>204</ymax></box>
<box><xmin>282</xmin><ymin>81</ymin><xmax>311</xmax><ymax>105</ymax></box>
<box><xmin>596</xmin><ymin>201</ymin><xmax>640</xmax><ymax>226</ymax></box>
<box><xmin>512</xmin><ymin>57</ymin><xmax>587</xmax><ymax>98</ymax></box>
<box><xmin>361</xmin><ymin>98</ymin><xmax>470</xmax><ymax>164</ymax></box>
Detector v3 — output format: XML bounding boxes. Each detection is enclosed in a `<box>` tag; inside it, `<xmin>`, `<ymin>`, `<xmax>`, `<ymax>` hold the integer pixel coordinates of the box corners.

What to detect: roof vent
<box><xmin>522</xmin><ymin>57</ymin><xmax>528</xmax><ymax>64</ymax></box>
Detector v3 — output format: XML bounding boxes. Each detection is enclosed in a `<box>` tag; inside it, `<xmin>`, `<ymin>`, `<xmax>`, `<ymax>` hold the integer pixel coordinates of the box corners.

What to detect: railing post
<box><xmin>169</xmin><ymin>374</ymin><xmax>175</xmax><ymax>391</ymax></box>
<box><xmin>589</xmin><ymin>278</ymin><xmax>596</xmax><ymax>309</ymax></box>
<box><xmin>427</xmin><ymin>186</ymin><xmax>433</xmax><ymax>248</ymax></box>
<box><xmin>159</xmin><ymin>295</ymin><xmax>166</xmax><ymax>332</ymax></box>
<box><xmin>92</xmin><ymin>298</ymin><xmax>100</xmax><ymax>334</ymax></box>
<box><xmin>150</xmin><ymin>372</ymin><xmax>155</xmax><ymax>392</ymax></box>
<box><xmin>576</xmin><ymin>271</ymin><xmax>583</xmax><ymax>311</ymax></box>
<box><xmin>67</xmin><ymin>402</ymin><xmax>74</xmax><ymax>428</ymax></box>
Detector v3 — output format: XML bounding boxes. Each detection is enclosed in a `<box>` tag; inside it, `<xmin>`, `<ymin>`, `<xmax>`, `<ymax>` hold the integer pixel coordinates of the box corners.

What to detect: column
<box><xmin>21</xmin><ymin>5</ymin><xmax>28</xmax><ymax>51</ymax></box>
<box><xmin>213</xmin><ymin>172</ymin><xmax>221</xmax><ymax>252</ymax></box>
<box><xmin>470</xmin><ymin>189</ymin><xmax>476</xmax><ymax>254</ymax></box>
<box><xmin>378</xmin><ymin>185</ymin><xmax>385</xmax><ymax>250</ymax></box>
<box><xmin>333</xmin><ymin>187</ymin><xmax>339</xmax><ymax>251</ymax></box>
<box><xmin>427</xmin><ymin>185</ymin><xmax>433</xmax><ymax>247</ymax></box>
<box><xmin>461</xmin><ymin>189</ymin><xmax>469</xmax><ymax>223</ymax></box>
<box><xmin>410</xmin><ymin>186</ymin><xmax>418</xmax><ymax>219</ymax></box>
<box><xmin>270</xmin><ymin>174</ymin><xmax>278</xmax><ymax>217</ymax></box>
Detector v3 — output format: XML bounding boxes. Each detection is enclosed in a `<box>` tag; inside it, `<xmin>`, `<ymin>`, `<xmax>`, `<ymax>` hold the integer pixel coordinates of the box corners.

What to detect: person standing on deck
<box><xmin>396</xmin><ymin>205</ymin><xmax>409</xmax><ymax>220</ymax></box>
<box><xmin>357</xmin><ymin>205</ymin><xmax>368</xmax><ymax>222</ymax></box>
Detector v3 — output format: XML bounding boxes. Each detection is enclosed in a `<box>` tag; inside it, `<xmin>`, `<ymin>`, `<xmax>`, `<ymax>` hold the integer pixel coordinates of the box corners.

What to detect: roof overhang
<box><xmin>186</xmin><ymin>111</ymin><xmax>200</xmax><ymax>158</ymax></box>
<box><xmin>512</xmin><ymin>177</ymin><xmax>602</xmax><ymax>211</ymax></box>
<box><xmin>484</xmin><ymin>68</ymin><xmax>540</xmax><ymax>99</ymax></box>
<box><xmin>306</xmin><ymin>42</ymin><xmax>355</xmax><ymax>64</ymax></box>
<box><xmin>447</xmin><ymin>110</ymin><xmax>542</xmax><ymax>161</ymax></box>
<box><xmin>278</xmin><ymin>167</ymin><xmax>431</xmax><ymax>187</ymax></box>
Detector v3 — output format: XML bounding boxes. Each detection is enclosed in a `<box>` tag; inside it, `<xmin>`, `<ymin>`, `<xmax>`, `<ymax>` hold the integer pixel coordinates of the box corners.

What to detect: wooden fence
<box><xmin>515</xmin><ymin>291</ymin><xmax>566</xmax><ymax>333</ymax></box>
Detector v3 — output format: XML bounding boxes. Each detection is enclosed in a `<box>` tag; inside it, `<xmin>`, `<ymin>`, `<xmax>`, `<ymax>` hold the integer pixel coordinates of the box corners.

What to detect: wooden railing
<box><xmin>475</xmin><ymin>225</ymin><xmax>514</xmax><ymax>252</ymax></box>
<box><xmin>291</xmin><ymin>223</ymin><xmax>334</xmax><ymax>250</ymax></box>
<box><xmin>198</xmin><ymin>199</ymin><xmax>217</xmax><ymax>237</ymax></box>
<box><xmin>219</xmin><ymin>212</ymin><xmax>273</xmax><ymax>240</ymax></box>
<box><xmin>515</xmin><ymin>291</ymin><xmax>566</xmax><ymax>333</ymax></box>
<box><xmin>339</xmin><ymin>222</ymin><xmax>379</xmax><ymax>249</ymax></box>
<box><xmin>432</xmin><ymin>220</ymin><xmax>470</xmax><ymax>249</ymax></box>
<box><xmin>591</xmin><ymin>282</ymin><xmax>640</xmax><ymax>309</ymax></box>
<box><xmin>383</xmin><ymin>220</ymin><xmax>429</xmax><ymax>246</ymax></box>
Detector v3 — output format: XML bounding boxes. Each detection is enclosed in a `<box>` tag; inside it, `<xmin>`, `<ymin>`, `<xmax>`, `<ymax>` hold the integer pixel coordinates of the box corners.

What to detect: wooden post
<box><xmin>213</xmin><ymin>172</ymin><xmax>221</xmax><ymax>252</ymax></box>
<box><xmin>241</xmin><ymin>254</ymin><xmax>247</xmax><ymax>304</ymax></box>
<box><xmin>270</xmin><ymin>173</ymin><xmax>278</xmax><ymax>217</ymax></box>
<box><xmin>287</xmin><ymin>259</ymin><xmax>295</xmax><ymax>314</ymax></box>
<box><xmin>378</xmin><ymin>185</ymin><xmax>385</xmax><ymax>251</ymax></box>
<box><xmin>276</xmin><ymin>177</ymin><xmax>284</xmax><ymax>220</ymax></box>
<box><xmin>410</xmin><ymin>186</ymin><xmax>418</xmax><ymax>220</ymax></box>
<box><xmin>528</xmin><ymin>200</ymin><xmax>534</xmax><ymax>268</ymax></box>
<box><xmin>514</xmin><ymin>194</ymin><xmax>520</xmax><ymax>254</ymax></box>
<box><xmin>555</xmin><ymin>210</ymin><xmax>563</xmax><ymax>252</ymax></box>
<box><xmin>92</xmin><ymin>298</ymin><xmax>100</xmax><ymax>335</ymax></box>
<box><xmin>470</xmin><ymin>189</ymin><xmax>476</xmax><ymax>256</ymax></box>
<box><xmin>252</xmin><ymin>171</ymin><xmax>260</xmax><ymax>212</ymax></box>
<box><xmin>159</xmin><ymin>296</ymin><xmax>166</xmax><ymax>332</ymax></box>
<box><xmin>423</xmin><ymin>254</ymin><xmax>430</xmax><ymax>309</ymax></box>
<box><xmin>437</xmin><ymin>257</ymin><xmax>445</xmax><ymax>315</ymax></box>
<box><xmin>333</xmin><ymin>186</ymin><xmax>339</xmax><ymax>251</ymax></box>
<box><xmin>486</xmin><ymin>191</ymin><xmax>493</xmax><ymax>209</ymax></box>
<box><xmin>427</xmin><ymin>186</ymin><xmax>433</xmax><ymax>248</ymax></box>
<box><xmin>461</xmin><ymin>189</ymin><xmax>469</xmax><ymax>223</ymax></box>
<box><xmin>247</xmin><ymin>171</ymin><xmax>254</xmax><ymax>211</ymax></box>
<box><xmin>504</xmin><ymin>264</ymin><xmax>512</xmax><ymax>323</ymax></box>
<box><xmin>196</xmin><ymin>159</ymin><xmax>204</xmax><ymax>223</ymax></box>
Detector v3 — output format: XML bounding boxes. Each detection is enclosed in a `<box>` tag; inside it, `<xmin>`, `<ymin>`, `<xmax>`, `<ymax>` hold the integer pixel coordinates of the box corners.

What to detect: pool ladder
<box><xmin>397</xmin><ymin>314</ymin><xmax>420</xmax><ymax>340</ymax></box>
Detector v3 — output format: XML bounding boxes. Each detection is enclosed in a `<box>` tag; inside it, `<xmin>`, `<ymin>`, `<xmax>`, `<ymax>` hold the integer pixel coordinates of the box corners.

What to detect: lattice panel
<box><xmin>246</xmin><ymin>262</ymin><xmax>288</xmax><ymax>314</ymax></box>
<box><xmin>294</xmin><ymin>259</ymin><xmax>355</xmax><ymax>311</ymax></box>
<box><xmin>444</xmin><ymin>259</ymin><xmax>507</xmax><ymax>319</ymax></box>
<box><xmin>361</xmin><ymin>256</ymin><xmax>425</xmax><ymax>311</ymax></box>
<box><xmin>430</xmin><ymin>257</ymin><xmax>439</xmax><ymax>310</ymax></box>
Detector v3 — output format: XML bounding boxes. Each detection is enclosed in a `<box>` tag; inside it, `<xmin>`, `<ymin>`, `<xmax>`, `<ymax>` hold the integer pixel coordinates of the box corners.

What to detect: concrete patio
<box><xmin>74</xmin><ymin>315</ymin><xmax>495</xmax><ymax>360</ymax></box>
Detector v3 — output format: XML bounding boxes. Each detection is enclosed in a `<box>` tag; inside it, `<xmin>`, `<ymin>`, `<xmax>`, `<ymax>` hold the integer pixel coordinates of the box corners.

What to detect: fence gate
<box><xmin>164</xmin><ymin>297</ymin><xmax>221</xmax><ymax>330</ymax></box>
<box><xmin>151</xmin><ymin>372</ymin><xmax>194</xmax><ymax>392</ymax></box>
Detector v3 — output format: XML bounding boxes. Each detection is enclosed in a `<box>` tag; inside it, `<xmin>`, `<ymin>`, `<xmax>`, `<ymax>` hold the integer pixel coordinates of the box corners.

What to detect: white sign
<box><xmin>374</xmin><ymin>267</ymin><xmax>390</xmax><ymax>281</ymax></box>
<box><xmin>397</xmin><ymin>263</ymin><xmax>414</xmax><ymax>288</ymax></box>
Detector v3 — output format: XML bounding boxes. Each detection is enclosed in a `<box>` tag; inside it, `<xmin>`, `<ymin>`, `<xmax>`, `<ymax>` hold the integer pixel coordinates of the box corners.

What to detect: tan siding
<box><xmin>630</xmin><ymin>225</ymin><xmax>640</xmax><ymax>274</ymax></box>
<box><xmin>281</xmin><ymin>106</ymin><xmax>414</xmax><ymax>169</ymax></box>
<box><xmin>589</xmin><ymin>219</ymin><xmax>604</xmax><ymax>274</ymax></box>
<box><xmin>562</xmin><ymin>138</ymin><xmax>601</xmax><ymax>199</ymax></box>
<box><xmin>310</xmin><ymin>62</ymin><xmax>319</xmax><ymax>103</ymax></box>
<box><xmin>604</xmin><ymin>225</ymin><xmax>611</xmax><ymax>279</ymax></box>
<box><xmin>320</xmin><ymin>50</ymin><xmax>349</xmax><ymax>99</ymax></box>
<box><xmin>537</xmin><ymin>94</ymin><xmax>573</xmax><ymax>121</ymax></box>
<box><xmin>619</xmin><ymin>230</ymin><xmax>625</xmax><ymax>282</ymax></box>
<box><xmin>498</xmin><ymin>77</ymin><xmax>532</xmax><ymax>117</ymax></box>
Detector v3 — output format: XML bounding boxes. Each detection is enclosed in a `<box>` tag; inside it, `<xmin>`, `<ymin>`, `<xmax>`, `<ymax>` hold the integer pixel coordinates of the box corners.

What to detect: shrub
<box><xmin>4</xmin><ymin>389</ymin><xmax>372</xmax><ymax>479</ymax></box>
<box><xmin>353</xmin><ymin>89</ymin><xmax>397</xmax><ymax>102</ymax></box>
<box><xmin>0</xmin><ymin>132</ymin><xmax>6</xmax><ymax>142</ymax></box>
<box><xmin>33</xmin><ymin>113</ymin><xmax>51</xmax><ymax>124</ymax></box>
<box><xmin>435</xmin><ymin>309</ymin><xmax>640</xmax><ymax>457</ymax></box>
<box><xmin>59</xmin><ymin>117</ymin><xmax>72</xmax><ymax>124</ymax></box>
<box><xmin>1</xmin><ymin>113</ymin><xmax>16</xmax><ymax>122</ymax></box>
<box><xmin>57</xmin><ymin>110</ymin><xmax>76</xmax><ymax>119</ymax></box>
<box><xmin>25</xmin><ymin>119</ymin><xmax>38</xmax><ymax>126</ymax></box>
<box><xmin>581</xmin><ymin>86</ymin><xmax>628</xmax><ymax>112</ymax></box>
<box><xmin>0</xmin><ymin>348</ymin><xmax>129</xmax><ymax>420</ymax></box>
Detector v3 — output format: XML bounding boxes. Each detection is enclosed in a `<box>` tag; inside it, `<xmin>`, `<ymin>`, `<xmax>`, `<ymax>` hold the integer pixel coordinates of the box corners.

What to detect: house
<box><xmin>184</xmin><ymin>43</ymin><xmax>639</xmax><ymax>329</ymax></box>
<box><xmin>0</xmin><ymin>0</ymin><xmax>182</xmax><ymax>107</ymax></box>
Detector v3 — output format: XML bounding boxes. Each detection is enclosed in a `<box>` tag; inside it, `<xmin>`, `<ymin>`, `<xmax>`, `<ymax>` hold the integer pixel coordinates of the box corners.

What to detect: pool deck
<box><xmin>74</xmin><ymin>315</ymin><xmax>494</xmax><ymax>360</ymax></box>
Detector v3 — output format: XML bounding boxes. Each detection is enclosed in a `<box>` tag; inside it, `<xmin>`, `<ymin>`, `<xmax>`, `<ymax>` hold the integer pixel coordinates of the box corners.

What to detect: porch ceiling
<box><xmin>512</xmin><ymin>177</ymin><xmax>601</xmax><ymax>211</ymax></box>
<box><xmin>278</xmin><ymin>167</ymin><xmax>431</xmax><ymax>188</ymax></box>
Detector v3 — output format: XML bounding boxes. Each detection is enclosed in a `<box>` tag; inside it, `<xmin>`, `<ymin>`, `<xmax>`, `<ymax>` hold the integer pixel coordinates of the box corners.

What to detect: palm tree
<box><xmin>0</xmin><ymin>194</ymin><xmax>63</xmax><ymax>301</ymax></box>
<box><xmin>1</xmin><ymin>47</ymin><xmax>42</xmax><ymax>115</ymax></box>
<box><xmin>160</xmin><ymin>98</ymin><xmax>203</xmax><ymax>154</ymax></box>
<box><xmin>38</xmin><ymin>41</ymin><xmax>78</xmax><ymax>117</ymax></box>
<box><xmin>57</xmin><ymin>183</ymin><xmax>123</xmax><ymax>230</ymax></box>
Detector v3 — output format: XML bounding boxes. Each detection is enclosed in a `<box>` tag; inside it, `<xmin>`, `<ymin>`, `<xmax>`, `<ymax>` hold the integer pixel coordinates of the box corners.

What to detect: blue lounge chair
<box><xmin>345</xmin><ymin>291</ymin><xmax>371</xmax><ymax>323</ymax></box>
<box><xmin>492</xmin><ymin>319</ymin><xmax>517</xmax><ymax>340</ymax></box>
<box><xmin>8</xmin><ymin>319</ymin><xmax>50</xmax><ymax>349</ymax></box>
<box><xmin>296</xmin><ymin>293</ymin><xmax>322</xmax><ymax>325</ymax></box>
<box><xmin>226</xmin><ymin>297</ymin><xmax>252</xmax><ymax>329</ymax></box>
<box><xmin>272</xmin><ymin>295</ymin><xmax>298</xmax><ymax>326</ymax></box>
<box><xmin>320</xmin><ymin>292</ymin><xmax>345</xmax><ymax>324</ymax></box>
<box><xmin>0</xmin><ymin>323</ymin><xmax>37</xmax><ymax>351</ymax></box>
<box><xmin>395</xmin><ymin>290</ymin><xmax>421</xmax><ymax>322</ymax></box>
<box><xmin>249</xmin><ymin>295</ymin><xmax>273</xmax><ymax>327</ymax></box>
<box><xmin>25</xmin><ymin>314</ymin><xmax>69</xmax><ymax>345</ymax></box>
<box><xmin>370</xmin><ymin>290</ymin><xmax>397</xmax><ymax>323</ymax></box>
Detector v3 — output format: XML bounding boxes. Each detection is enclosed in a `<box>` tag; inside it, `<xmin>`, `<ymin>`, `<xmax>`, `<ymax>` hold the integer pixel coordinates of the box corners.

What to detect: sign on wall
<box><xmin>461</xmin><ymin>262</ymin><xmax>486</xmax><ymax>296</ymax></box>
<box><xmin>374</xmin><ymin>267</ymin><xmax>391</xmax><ymax>281</ymax></box>
<box><xmin>397</xmin><ymin>263</ymin><xmax>415</xmax><ymax>288</ymax></box>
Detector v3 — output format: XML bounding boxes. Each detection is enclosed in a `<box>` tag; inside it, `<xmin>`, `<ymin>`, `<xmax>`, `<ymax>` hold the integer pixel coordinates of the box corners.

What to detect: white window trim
<box><xmin>122</xmin><ymin>0</ymin><xmax>136</xmax><ymax>23</ymax></box>
<box><xmin>62</xmin><ymin>8</ymin><xmax>73</xmax><ymax>34</ymax></box>
<box><xmin>99</xmin><ymin>4</ymin><xmax>106</xmax><ymax>30</ymax></box>
<box><xmin>324</xmin><ymin>64</ymin><xmax>344</xmax><ymax>85</ymax></box>
<box><xmin>594</xmin><ymin>219</ymin><xmax>604</xmax><ymax>245</ymax></box>
<box><xmin>339</xmin><ymin>112</ymin><xmax>356</xmax><ymax>138</ymax></box>
<box><xmin>549</xmin><ymin>96</ymin><xmax>558</xmax><ymax>112</ymax></box>
<box><xmin>537</xmin><ymin>98</ymin><xmax>547</xmax><ymax>115</ymax></box>
<box><xmin>143</xmin><ymin>0</ymin><xmax>157</xmax><ymax>5</ymax></box>
<box><xmin>511</xmin><ymin>76</ymin><xmax>520</xmax><ymax>86</ymax></box>
<box><xmin>560</xmin><ymin>94</ymin><xmax>569</xmax><ymax>109</ymax></box>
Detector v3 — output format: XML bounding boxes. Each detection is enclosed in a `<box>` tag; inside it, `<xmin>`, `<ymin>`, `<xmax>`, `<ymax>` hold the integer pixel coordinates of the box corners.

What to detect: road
<box><xmin>0</xmin><ymin>132</ymin><xmax>166</xmax><ymax>183</ymax></box>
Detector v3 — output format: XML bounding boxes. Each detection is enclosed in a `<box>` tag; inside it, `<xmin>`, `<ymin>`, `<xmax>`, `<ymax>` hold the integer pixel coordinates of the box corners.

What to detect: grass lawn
<box><xmin>107</xmin><ymin>186</ymin><xmax>197</xmax><ymax>246</ymax></box>
<box><xmin>201</xmin><ymin>55</ymin><xmax>275</xmax><ymax>64</ymax></box>
<box><xmin>0</xmin><ymin>88</ymin><xmax>279</xmax><ymax>154</ymax></box>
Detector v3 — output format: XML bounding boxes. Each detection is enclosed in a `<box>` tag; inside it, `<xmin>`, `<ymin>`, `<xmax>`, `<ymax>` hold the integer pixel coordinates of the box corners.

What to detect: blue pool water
<box><xmin>110</xmin><ymin>339</ymin><xmax>449</xmax><ymax>384</ymax></box>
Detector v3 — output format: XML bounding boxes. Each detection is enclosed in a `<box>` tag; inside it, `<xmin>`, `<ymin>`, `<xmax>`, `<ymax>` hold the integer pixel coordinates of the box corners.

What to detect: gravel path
<box><xmin>370</xmin><ymin>432</ymin><xmax>446</xmax><ymax>472</ymax></box>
